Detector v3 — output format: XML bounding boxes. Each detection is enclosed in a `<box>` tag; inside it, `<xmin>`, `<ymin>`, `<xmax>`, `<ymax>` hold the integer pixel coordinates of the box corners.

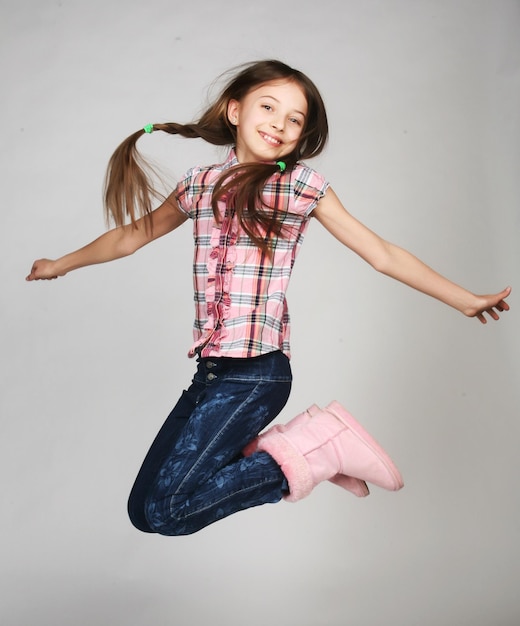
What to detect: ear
<box><xmin>227</xmin><ymin>99</ymin><xmax>239</xmax><ymax>125</ymax></box>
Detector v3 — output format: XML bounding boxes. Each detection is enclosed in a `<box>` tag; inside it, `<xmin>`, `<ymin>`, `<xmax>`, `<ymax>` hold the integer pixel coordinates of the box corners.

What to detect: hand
<box><xmin>26</xmin><ymin>259</ymin><xmax>63</xmax><ymax>281</ymax></box>
<box><xmin>465</xmin><ymin>287</ymin><xmax>511</xmax><ymax>324</ymax></box>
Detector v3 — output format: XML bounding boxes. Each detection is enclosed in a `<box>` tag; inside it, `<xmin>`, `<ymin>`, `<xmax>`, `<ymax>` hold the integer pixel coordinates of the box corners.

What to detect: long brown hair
<box><xmin>103</xmin><ymin>60</ymin><xmax>329</xmax><ymax>252</ymax></box>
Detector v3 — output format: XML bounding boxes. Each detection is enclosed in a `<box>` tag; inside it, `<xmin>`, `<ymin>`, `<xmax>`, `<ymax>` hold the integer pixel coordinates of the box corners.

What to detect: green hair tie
<box><xmin>276</xmin><ymin>161</ymin><xmax>286</xmax><ymax>172</ymax></box>
<box><xmin>143</xmin><ymin>123</ymin><xmax>154</xmax><ymax>134</ymax></box>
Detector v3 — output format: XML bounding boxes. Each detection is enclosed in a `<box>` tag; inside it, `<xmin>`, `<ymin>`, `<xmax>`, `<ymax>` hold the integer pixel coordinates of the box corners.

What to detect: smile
<box><xmin>259</xmin><ymin>132</ymin><xmax>282</xmax><ymax>146</ymax></box>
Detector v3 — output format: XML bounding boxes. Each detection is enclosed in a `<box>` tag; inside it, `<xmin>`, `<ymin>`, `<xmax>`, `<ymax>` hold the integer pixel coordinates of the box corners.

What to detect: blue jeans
<box><xmin>127</xmin><ymin>351</ymin><xmax>292</xmax><ymax>535</ymax></box>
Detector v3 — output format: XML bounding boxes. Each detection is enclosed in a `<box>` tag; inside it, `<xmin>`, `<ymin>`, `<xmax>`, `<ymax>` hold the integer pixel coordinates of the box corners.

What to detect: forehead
<box><xmin>245</xmin><ymin>80</ymin><xmax>308</xmax><ymax>111</ymax></box>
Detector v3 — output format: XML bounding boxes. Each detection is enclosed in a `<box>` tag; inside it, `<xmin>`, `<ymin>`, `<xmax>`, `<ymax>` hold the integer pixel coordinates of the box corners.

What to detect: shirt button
<box><xmin>206</xmin><ymin>361</ymin><xmax>216</xmax><ymax>369</ymax></box>
<box><xmin>207</xmin><ymin>373</ymin><xmax>217</xmax><ymax>381</ymax></box>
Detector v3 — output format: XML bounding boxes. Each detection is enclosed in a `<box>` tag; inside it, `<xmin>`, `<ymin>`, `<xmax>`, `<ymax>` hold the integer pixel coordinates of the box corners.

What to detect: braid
<box><xmin>104</xmin><ymin>117</ymin><xmax>237</xmax><ymax>228</ymax></box>
<box><xmin>104</xmin><ymin>128</ymin><xmax>158</xmax><ymax>228</ymax></box>
<box><xmin>211</xmin><ymin>156</ymin><xmax>298</xmax><ymax>255</ymax></box>
<box><xmin>154</xmin><ymin>119</ymin><xmax>234</xmax><ymax>145</ymax></box>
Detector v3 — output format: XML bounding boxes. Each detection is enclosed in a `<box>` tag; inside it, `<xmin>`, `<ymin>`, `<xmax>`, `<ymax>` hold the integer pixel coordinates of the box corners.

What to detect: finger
<box><xmin>477</xmin><ymin>313</ymin><xmax>487</xmax><ymax>324</ymax></box>
<box><xmin>488</xmin><ymin>309</ymin><xmax>500</xmax><ymax>321</ymax></box>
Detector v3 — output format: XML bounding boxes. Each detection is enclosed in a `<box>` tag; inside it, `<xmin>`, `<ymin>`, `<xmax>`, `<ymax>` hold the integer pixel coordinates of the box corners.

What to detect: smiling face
<box><xmin>227</xmin><ymin>80</ymin><xmax>308</xmax><ymax>163</ymax></box>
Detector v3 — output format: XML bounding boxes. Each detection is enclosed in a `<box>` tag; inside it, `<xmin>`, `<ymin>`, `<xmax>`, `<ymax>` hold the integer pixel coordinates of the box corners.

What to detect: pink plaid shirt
<box><xmin>175</xmin><ymin>150</ymin><xmax>329</xmax><ymax>359</ymax></box>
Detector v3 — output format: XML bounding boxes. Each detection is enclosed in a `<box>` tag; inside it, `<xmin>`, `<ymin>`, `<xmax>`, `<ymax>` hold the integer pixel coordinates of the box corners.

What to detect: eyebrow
<box><xmin>259</xmin><ymin>95</ymin><xmax>307</xmax><ymax>118</ymax></box>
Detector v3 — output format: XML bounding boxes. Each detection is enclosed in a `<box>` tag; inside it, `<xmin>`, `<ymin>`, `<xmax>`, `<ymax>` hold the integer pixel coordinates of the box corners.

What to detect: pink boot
<box><xmin>241</xmin><ymin>405</ymin><xmax>320</xmax><ymax>457</ymax></box>
<box><xmin>243</xmin><ymin>405</ymin><xmax>369</xmax><ymax>497</ymax></box>
<box><xmin>257</xmin><ymin>401</ymin><xmax>403</xmax><ymax>502</ymax></box>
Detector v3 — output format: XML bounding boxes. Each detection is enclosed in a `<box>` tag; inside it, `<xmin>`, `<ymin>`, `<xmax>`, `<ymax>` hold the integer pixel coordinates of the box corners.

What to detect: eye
<box><xmin>262</xmin><ymin>104</ymin><xmax>273</xmax><ymax>111</ymax></box>
<box><xmin>289</xmin><ymin>117</ymin><xmax>302</xmax><ymax>126</ymax></box>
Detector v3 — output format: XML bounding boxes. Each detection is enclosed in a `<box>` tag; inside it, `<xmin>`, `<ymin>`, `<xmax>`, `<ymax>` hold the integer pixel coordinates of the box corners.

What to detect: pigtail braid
<box><xmin>212</xmin><ymin>155</ymin><xmax>298</xmax><ymax>255</ymax></box>
<box><xmin>154</xmin><ymin>117</ymin><xmax>235</xmax><ymax>145</ymax></box>
<box><xmin>103</xmin><ymin>128</ymin><xmax>161</xmax><ymax>229</ymax></box>
<box><xmin>104</xmin><ymin>117</ymin><xmax>236</xmax><ymax>229</ymax></box>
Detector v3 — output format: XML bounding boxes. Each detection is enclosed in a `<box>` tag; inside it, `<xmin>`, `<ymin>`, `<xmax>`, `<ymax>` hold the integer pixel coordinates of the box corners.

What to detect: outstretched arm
<box><xmin>26</xmin><ymin>195</ymin><xmax>188</xmax><ymax>281</ymax></box>
<box><xmin>312</xmin><ymin>188</ymin><xmax>511</xmax><ymax>324</ymax></box>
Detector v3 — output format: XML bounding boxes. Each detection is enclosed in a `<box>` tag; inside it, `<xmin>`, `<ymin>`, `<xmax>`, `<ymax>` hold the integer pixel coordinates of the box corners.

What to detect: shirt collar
<box><xmin>225</xmin><ymin>148</ymin><xmax>239</xmax><ymax>168</ymax></box>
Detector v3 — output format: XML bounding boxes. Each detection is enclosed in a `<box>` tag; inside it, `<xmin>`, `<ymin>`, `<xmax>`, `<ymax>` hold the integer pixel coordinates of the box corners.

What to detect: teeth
<box><xmin>261</xmin><ymin>132</ymin><xmax>281</xmax><ymax>146</ymax></box>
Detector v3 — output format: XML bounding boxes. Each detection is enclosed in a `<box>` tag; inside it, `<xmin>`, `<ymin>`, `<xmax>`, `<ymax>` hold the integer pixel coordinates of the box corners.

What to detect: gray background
<box><xmin>1</xmin><ymin>1</ymin><xmax>519</xmax><ymax>624</ymax></box>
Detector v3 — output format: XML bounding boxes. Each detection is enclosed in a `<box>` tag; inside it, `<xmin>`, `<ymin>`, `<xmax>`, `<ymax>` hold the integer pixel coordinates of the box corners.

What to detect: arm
<box><xmin>312</xmin><ymin>187</ymin><xmax>511</xmax><ymax>324</ymax></box>
<box><xmin>26</xmin><ymin>195</ymin><xmax>188</xmax><ymax>281</ymax></box>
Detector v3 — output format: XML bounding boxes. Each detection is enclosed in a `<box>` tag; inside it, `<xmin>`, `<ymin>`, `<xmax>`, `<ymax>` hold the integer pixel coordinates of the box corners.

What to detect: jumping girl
<box><xmin>26</xmin><ymin>60</ymin><xmax>511</xmax><ymax>535</ymax></box>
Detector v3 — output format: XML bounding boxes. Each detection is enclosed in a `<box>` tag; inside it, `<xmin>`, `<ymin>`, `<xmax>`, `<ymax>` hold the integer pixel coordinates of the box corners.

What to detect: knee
<box><xmin>127</xmin><ymin>496</ymin><xmax>156</xmax><ymax>534</ymax></box>
<box><xmin>144</xmin><ymin>498</ymin><xmax>192</xmax><ymax>536</ymax></box>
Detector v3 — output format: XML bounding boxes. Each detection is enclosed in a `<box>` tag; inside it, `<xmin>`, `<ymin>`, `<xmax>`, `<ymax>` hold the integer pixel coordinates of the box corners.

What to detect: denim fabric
<box><xmin>127</xmin><ymin>351</ymin><xmax>292</xmax><ymax>535</ymax></box>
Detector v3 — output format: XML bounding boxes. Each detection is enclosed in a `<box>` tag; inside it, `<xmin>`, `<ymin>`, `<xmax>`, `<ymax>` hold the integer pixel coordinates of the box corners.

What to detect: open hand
<box><xmin>26</xmin><ymin>259</ymin><xmax>63</xmax><ymax>281</ymax></box>
<box><xmin>466</xmin><ymin>287</ymin><xmax>511</xmax><ymax>324</ymax></box>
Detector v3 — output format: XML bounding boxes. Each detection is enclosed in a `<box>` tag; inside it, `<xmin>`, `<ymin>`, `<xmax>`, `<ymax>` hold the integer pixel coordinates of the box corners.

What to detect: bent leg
<box><xmin>127</xmin><ymin>378</ymin><xmax>205</xmax><ymax>532</ymax></box>
<box><xmin>144</xmin><ymin>352</ymin><xmax>292</xmax><ymax>535</ymax></box>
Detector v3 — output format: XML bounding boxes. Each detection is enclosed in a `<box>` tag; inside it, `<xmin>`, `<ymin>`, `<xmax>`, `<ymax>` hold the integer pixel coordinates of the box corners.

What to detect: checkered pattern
<box><xmin>175</xmin><ymin>150</ymin><xmax>329</xmax><ymax>358</ymax></box>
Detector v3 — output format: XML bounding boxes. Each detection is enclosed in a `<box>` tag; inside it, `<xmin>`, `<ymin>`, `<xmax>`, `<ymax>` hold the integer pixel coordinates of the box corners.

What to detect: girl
<box><xmin>27</xmin><ymin>60</ymin><xmax>510</xmax><ymax>536</ymax></box>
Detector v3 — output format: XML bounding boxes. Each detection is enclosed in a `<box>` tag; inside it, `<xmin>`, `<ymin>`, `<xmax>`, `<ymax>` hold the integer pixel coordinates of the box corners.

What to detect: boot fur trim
<box><xmin>257</xmin><ymin>430</ymin><xmax>314</xmax><ymax>502</ymax></box>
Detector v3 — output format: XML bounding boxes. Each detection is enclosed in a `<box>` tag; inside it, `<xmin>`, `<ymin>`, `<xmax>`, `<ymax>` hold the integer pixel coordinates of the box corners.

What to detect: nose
<box><xmin>271</xmin><ymin>117</ymin><xmax>284</xmax><ymax>131</ymax></box>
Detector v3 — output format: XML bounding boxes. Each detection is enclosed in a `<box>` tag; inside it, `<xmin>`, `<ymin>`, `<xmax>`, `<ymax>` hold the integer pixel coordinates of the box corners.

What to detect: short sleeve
<box><xmin>292</xmin><ymin>165</ymin><xmax>330</xmax><ymax>216</ymax></box>
<box><xmin>174</xmin><ymin>167</ymin><xmax>199</xmax><ymax>217</ymax></box>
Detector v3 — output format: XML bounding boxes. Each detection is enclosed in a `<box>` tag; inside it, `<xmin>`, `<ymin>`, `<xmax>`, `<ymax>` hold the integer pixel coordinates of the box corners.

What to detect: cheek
<box><xmin>289</xmin><ymin>126</ymin><xmax>304</xmax><ymax>142</ymax></box>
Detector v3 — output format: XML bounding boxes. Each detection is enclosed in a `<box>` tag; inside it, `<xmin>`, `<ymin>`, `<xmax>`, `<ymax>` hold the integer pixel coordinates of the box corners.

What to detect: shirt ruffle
<box><xmin>188</xmin><ymin>197</ymin><xmax>238</xmax><ymax>357</ymax></box>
